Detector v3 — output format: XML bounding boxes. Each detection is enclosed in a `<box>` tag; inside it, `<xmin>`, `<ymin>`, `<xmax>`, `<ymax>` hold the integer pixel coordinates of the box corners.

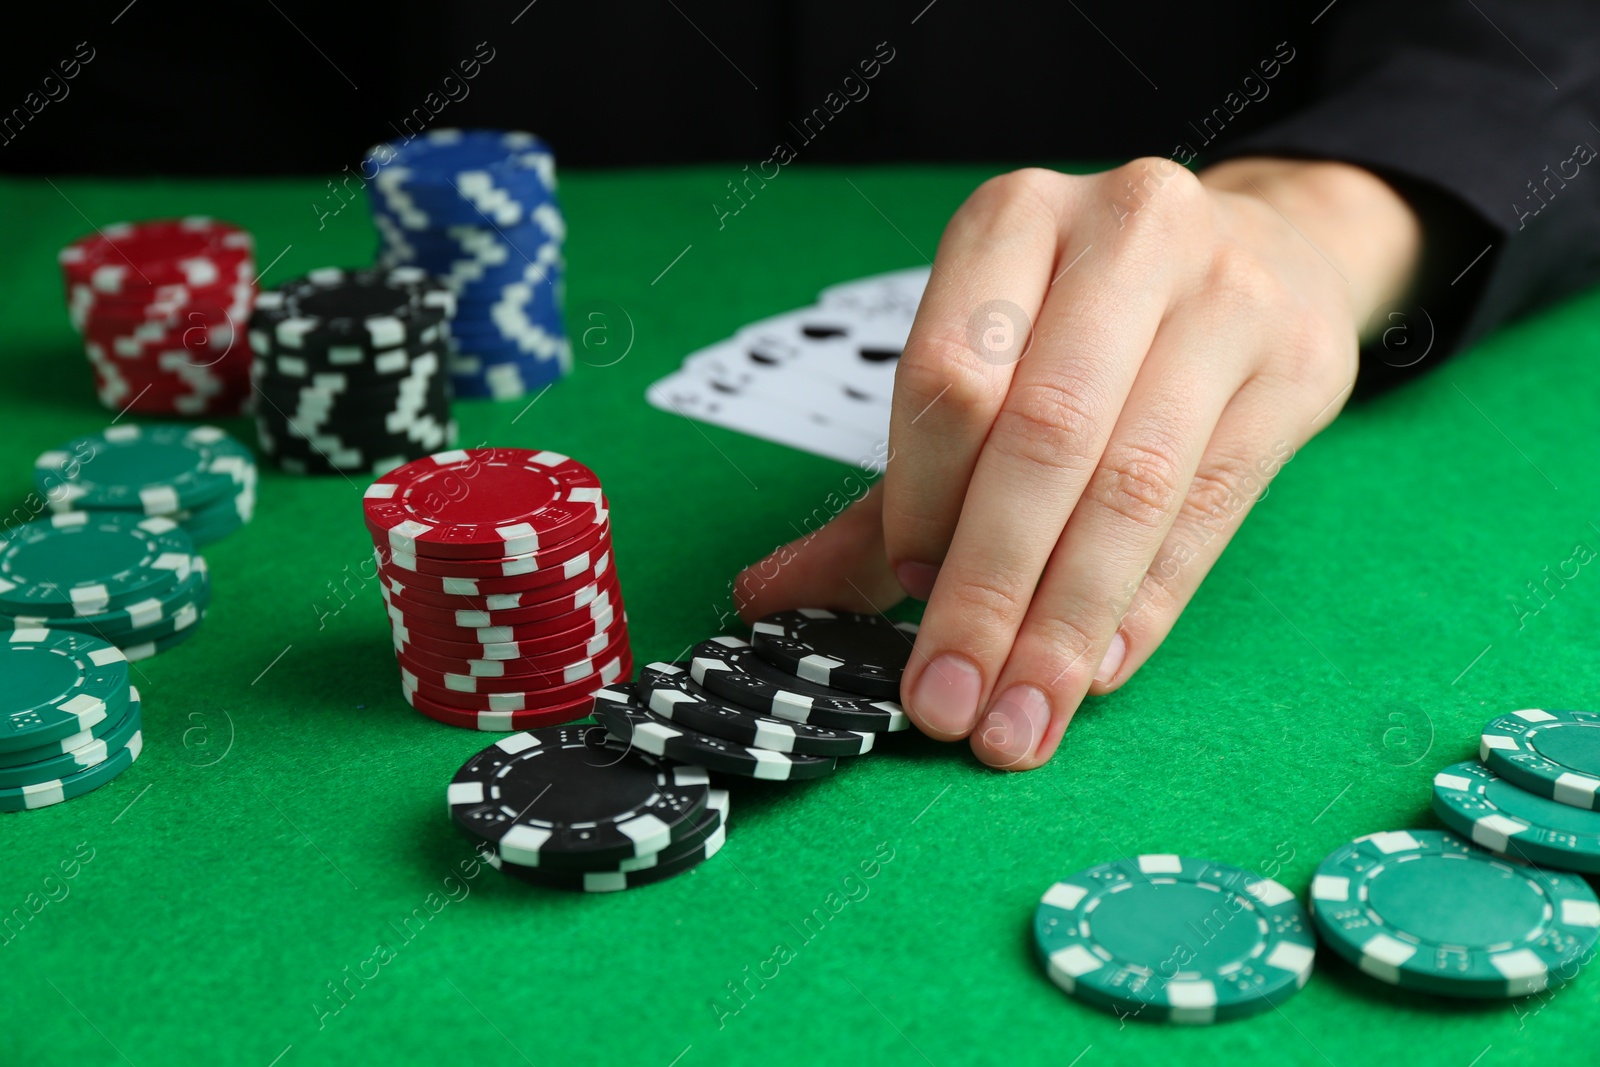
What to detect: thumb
<box><xmin>734</xmin><ymin>482</ymin><xmax>907</xmax><ymax>624</ymax></box>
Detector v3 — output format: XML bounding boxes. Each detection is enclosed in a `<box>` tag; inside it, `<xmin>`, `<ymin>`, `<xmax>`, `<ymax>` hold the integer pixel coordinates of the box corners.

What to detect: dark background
<box><xmin>1</xmin><ymin>0</ymin><xmax>1315</xmax><ymax>174</ymax></box>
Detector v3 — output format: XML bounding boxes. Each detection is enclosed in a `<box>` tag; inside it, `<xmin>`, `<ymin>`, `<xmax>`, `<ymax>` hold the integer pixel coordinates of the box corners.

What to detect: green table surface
<box><xmin>2</xmin><ymin>166</ymin><xmax>1598</xmax><ymax>1067</ymax></box>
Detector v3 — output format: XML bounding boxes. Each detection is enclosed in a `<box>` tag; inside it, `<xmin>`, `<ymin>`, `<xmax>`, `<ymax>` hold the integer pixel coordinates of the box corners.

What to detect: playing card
<box><xmin>646</xmin><ymin>368</ymin><xmax>886</xmax><ymax>471</ymax></box>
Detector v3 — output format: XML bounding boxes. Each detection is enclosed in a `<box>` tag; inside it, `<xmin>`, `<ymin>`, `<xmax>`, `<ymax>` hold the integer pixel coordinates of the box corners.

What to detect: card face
<box><xmin>682</xmin><ymin>335</ymin><xmax>890</xmax><ymax>438</ymax></box>
<box><xmin>646</xmin><ymin>369</ymin><xmax>886</xmax><ymax>471</ymax></box>
<box><xmin>647</xmin><ymin>266</ymin><xmax>925</xmax><ymax>468</ymax></box>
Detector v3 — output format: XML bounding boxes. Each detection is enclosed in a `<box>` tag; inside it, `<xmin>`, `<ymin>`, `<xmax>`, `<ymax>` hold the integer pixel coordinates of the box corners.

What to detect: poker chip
<box><xmin>492</xmin><ymin>788</ymin><xmax>730</xmax><ymax>892</ymax></box>
<box><xmin>398</xmin><ymin>627</ymin><xmax>629</xmax><ymax>694</ymax></box>
<box><xmin>750</xmin><ymin>609</ymin><xmax>919</xmax><ymax>699</ymax></box>
<box><xmin>363</xmin><ymin>448</ymin><xmax>603</xmax><ymax>559</ymax></box>
<box><xmin>1034</xmin><ymin>854</ymin><xmax>1315</xmax><ymax>1023</ymax></box>
<box><xmin>689</xmin><ymin>636</ymin><xmax>910</xmax><ymax>733</ymax></box>
<box><xmin>57</xmin><ymin>218</ymin><xmax>256</xmax><ymax>416</ymax></box>
<box><xmin>250</xmin><ymin>268</ymin><xmax>457</xmax><ymax>475</ymax></box>
<box><xmin>447</xmin><ymin>725</ymin><xmax>711</xmax><ymax>867</ymax></box>
<box><xmin>1311</xmin><ymin>829</ymin><xmax>1600</xmax><ymax>997</ymax></box>
<box><xmin>403</xmin><ymin>648</ymin><xmax>629</xmax><ymax>711</ymax></box>
<box><xmin>381</xmin><ymin>571</ymin><xmax>617</xmax><ymax>628</ymax></box>
<box><xmin>367</xmin><ymin>449</ymin><xmax>630</xmax><ymax>729</ymax></box>
<box><xmin>365</xmin><ymin>128</ymin><xmax>570</xmax><ymax>400</ymax></box>
<box><xmin>0</xmin><ymin>730</ymin><xmax>143</xmax><ymax>812</ymax></box>
<box><xmin>392</xmin><ymin>606</ymin><xmax>621</xmax><ymax>661</ymax></box>
<box><xmin>402</xmin><ymin>683</ymin><xmax>599</xmax><ymax>732</ymax></box>
<box><xmin>0</xmin><ymin>629</ymin><xmax>130</xmax><ymax>753</ymax></box>
<box><xmin>33</xmin><ymin>423</ymin><xmax>255</xmax><ymax>547</ymax></box>
<box><xmin>1</xmin><ymin>557</ymin><xmax>211</xmax><ymax>640</ymax></box>
<box><xmin>636</xmin><ymin>661</ymin><xmax>876</xmax><ymax>756</ymax></box>
<box><xmin>1480</xmin><ymin>708</ymin><xmax>1600</xmax><ymax>809</ymax></box>
<box><xmin>593</xmin><ymin>683</ymin><xmax>838</xmax><ymax>781</ymax></box>
<box><xmin>0</xmin><ymin>512</ymin><xmax>193</xmax><ymax>618</ymax></box>
<box><xmin>0</xmin><ymin>687</ymin><xmax>141</xmax><ymax>789</ymax></box>
<box><xmin>1432</xmin><ymin>759</ymin><xmax>1600</xmax><ymax>872</ymax></box>
<box><xmin>395</xmin><ymin>620</ymin><xmax>625</xmax><ymax>678</ymax></box>
<box><xmin>0</xmin><ymin>684</ymin><xmax>139</xmax><ymax>769</ymax></box>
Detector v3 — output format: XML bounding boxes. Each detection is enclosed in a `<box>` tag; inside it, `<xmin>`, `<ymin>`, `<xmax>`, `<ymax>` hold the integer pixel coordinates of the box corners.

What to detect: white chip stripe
<box><xmin>1490</xmin><ymin>948</ymin><xmax>1550</xmax><ymax>994</ymax></box>
<box><xmin>1359</xmin><ymin>931</ymin><xmax>1417</xmax><ymax>983</ymax></box>
<box><xmin>1554</xmin><ymin>772</ymin><xmax>1600</xmax><ymax>809</ymax></box>
<box><xmin>1562</xmin><ymin>899</ymin><xmax>1600</xmax><ymax>927</ymax></box>
<box><xmin>1513</xmin><ymin>708</ymin><xmax>1559</xmax><ymax>723</ymax></box>
<box><xmin>1472</xmin><ymin>813</ymin><xmax>1531</xmax><ymax>852</ymax></box>
<box><xmin>1138</xmin><ymin>854</ymin><xmax>1183</xmax><ymax>874</ymax></box>
<box><xmin>1310</xmin><ymin>874</ymin><xmax>1351</xmax><ymax>902</ymax></box>
<box><xmin>1265</xmin><ymin>940</ymin><xmax>1316</xmax><ymax>982</ymax></box>
<box><xmin>1245</xmin><ymin>878</ymin><xmax>1295</xmax><ymax>908</ymax></box>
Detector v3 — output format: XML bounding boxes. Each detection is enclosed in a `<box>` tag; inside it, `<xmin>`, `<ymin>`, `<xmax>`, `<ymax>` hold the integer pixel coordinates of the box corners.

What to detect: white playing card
<box><xmin>682</xmin><ymin>335</ymin><xmax>890</xmax><ymax>438</ymax></box>
<box><xmin>818</xmin><ymin>266</ymin><xmax>931</xmax><ymax>317</ymax></box>
<box><xmin>646</xmin><ymin>368</ymin><xmax>886</xmax><ymax>471</ymax></box>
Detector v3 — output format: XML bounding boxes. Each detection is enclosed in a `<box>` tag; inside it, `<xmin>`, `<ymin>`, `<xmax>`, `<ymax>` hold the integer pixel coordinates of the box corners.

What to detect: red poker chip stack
<box><xmin>58</xmin><ymin>218</ymin><xmax>257</xmax><ymax>416</ymax></box>
<box><xmin>362</xmin><ymin>447</ymin><xmax>632</xmax><ymax>730</ymax></box>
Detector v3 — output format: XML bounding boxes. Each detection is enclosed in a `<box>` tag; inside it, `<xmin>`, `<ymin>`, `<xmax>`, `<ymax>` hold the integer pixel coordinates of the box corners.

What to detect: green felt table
<box><xmin>3</xmin><ymin>165</ymin><xmax>1598</xmax><ymax>1067</ymax></box>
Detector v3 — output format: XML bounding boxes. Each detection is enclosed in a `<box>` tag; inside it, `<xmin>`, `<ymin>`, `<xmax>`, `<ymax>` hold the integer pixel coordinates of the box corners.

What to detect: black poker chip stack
<box><xmin>593</xmin><ymin>608</ymin><xmax>918</xmax><ymax>783</ymax></box>
<box><xmin>248</xmin><ymin>266</ymin><xmax>458</xmax><ymax>476</ymax></box>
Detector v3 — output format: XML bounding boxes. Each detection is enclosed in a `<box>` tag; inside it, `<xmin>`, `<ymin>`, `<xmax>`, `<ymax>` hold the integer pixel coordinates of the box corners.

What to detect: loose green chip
<box><xmin>1311</xmin><ymin>828</ymin><xmax>1600</xmax><ymax>997</ymax></box>
<box><xmin>1033</xmin><ymin>854</ymin><xmax>1316</xmax><ymax>1024</ymax></box>
<box><xmin>34</xmin><ymin>423</ymin><xmax>254</xmax><ymax>516</ymax></box>
<box><xmin>0</xmin><ymin>512</ymin><xmax>193</xmax><ymax>617</ymax></box>
<box><xmin>1433</xmin><ymin>759</ymin><xmax>1600</xmax><ymax>873</ymax></box>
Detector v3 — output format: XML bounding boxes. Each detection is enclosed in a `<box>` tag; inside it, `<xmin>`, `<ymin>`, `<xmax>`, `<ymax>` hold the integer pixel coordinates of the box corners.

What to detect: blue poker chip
<box><xmin>366</xmin><ymin>128</ymin><xmax>569</xmax><ymax>400</ymax></box>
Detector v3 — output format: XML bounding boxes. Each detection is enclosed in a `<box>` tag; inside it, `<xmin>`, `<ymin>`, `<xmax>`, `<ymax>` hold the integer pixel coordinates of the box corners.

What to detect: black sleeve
<box><xmin>1205</xmin><ymin>0</ymin><xmax>1600</xmax><ymax>384</ymax></box>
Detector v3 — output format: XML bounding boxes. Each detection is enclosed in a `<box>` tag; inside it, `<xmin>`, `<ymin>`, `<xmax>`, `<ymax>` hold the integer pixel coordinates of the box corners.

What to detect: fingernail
<box><xmin>910</xmin><ymin>653</ymin><xmax>982</xmax><ymax>735</ymax></box>
<box><xmin>1095</xmin><ymin>632</ymin><xmax>1127</xmax><ymax>686</ymax></box>
<box><xmin>977</xmin><ymin>685</ymin><xmax>1051</xmax><ymax>766</ymax></box>
<box><xmin>895</xmin><ymin>561</ymin><xmax>939</xmax><ymax>600</ymax></box>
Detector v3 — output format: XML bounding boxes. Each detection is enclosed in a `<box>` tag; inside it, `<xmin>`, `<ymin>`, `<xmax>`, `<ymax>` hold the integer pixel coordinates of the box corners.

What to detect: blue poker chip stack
<box><xmin>364</xmin><ymin>129</ymin><xmax>570</xmax><ymax>400</ymax></box>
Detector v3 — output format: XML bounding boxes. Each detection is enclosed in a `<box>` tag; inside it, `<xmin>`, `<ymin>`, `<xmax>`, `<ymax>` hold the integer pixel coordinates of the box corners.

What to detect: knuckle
<box><xmin>1180</xmin><ymin>454</ymin><xmax>1258</xmax><ymax>530</ymax></box>
<box><xmin>896</xmin><ymin>330</ymin><xmax>998</xmax><ymax>421</ymax></box>
<box><xmin>990</xmin><ymin>377</ymin><xmax>1102</xmax><ymax>475</ymax></box>
<box><xmin>941</xmin><ymin>569</ymin><xmax>1033</xmax><ymax>632</ymax></box>
<box><xmin>952</xmin><ymin>168</ymin><xmax>1062</xmax><ymax>239</ymax></box>
<box><xmin>1207</xmin><ymin>241</ymin><xmax>1291</xmax><ymax>316</ymax></box>
<box><xmin>1090</xmin><ymin>439</ymin><xmax>1187</xmax><ymax>532</ymax></box>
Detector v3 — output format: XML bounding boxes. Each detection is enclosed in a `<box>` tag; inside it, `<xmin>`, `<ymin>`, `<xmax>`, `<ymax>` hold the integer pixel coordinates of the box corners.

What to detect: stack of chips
<box><xmin>364</xmin><ymin>129</ymin><xmax>570</xmax><ymax>400</ymax></box>
<box><xmin>33</xmin><ymin>423</ymin><xmax>256</xmax><ymax>547</ymax></box>
<box><xmin>362</xmin><ymin>448</ymin><xmax>629</xmax><ymax>730</ymax></box>
<box><xmin>0</xmin><ymin>512</ymin><xmax>209</xmax><ymax>661</ymax></box>
<box><xmin>58</xmin><ymin>218</ymin><xmax>256</xmax><ymax>416</ymax></box>
<box><xmin>0</xmin><ymin>630</ymin><xmax>143</xmax><ymax>812</ymax></box>
<box><xmin>450</xmin><ymin>725</ymin><xmax>728</xmax><ymax>893</ymax></box>
<box><xmin>249</xmin><ymin>267</ymin><xmax>457</xmax><ymax>475</ymax></box>
<box><xmin>589</xmin><ymin>610</ymin><xmax>915</xmax><ymax>783</ymax></box>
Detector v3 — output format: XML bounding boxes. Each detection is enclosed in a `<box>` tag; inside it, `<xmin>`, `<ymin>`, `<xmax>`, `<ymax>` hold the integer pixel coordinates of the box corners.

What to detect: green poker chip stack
<box><xmin>0</xmin><ymin>629</ymin><xmax>143</xmax><ymax>811</ymax></box>
<box><xmin>33</xmin><ymin>422</ymin><xmax>256</xmax><ymax>546</ymax></box>
<box><xmin>0</xmin><ymin>512</ymin><xmax>209</xmax><ymax>659</ymax></box>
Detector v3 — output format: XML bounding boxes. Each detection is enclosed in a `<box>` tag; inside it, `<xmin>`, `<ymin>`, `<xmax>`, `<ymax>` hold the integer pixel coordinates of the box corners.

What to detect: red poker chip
<box><xmin>363</xmin><ymin>448</ymin><xmax>604</xmax><ymax>559</ymax></box>
<box><xmin>385</xmin><ymin>586</ymin><xmax>621</xmax><ymax>642</ymax></box>
<box><xmin>401</xmin><ymin>684</ymin><xmax>599</xmax><ymax>731</ymax></box>
<box><xmin>394</xmin><ymin>616</ymin><xmax>628</xmax><ymax>677</ymax></box>
<box><xmin>59</xmin><ymin>218</ymin><xmax>254</xmax><ymax>291</ymax></box>
<box><xmin>391</xmin><ymin>605</ymin><xmax>622</xmax><ymax>660</ymax></box>
<box><xmin>374</xmin><ymin>515</ymin><xmax>611</xmax><ymax>582</ymax></box>
<box><xmin>381</xmin><ymin>572</ymin><xmax>620</xmax><ymax>628</ymax></box>
<box><xmin>397</xmin><ymin>628</ymin><xmax>631</xmax><ymax>693</ymax></box>
<box><xmin>377</xmin><ymin>550</ymin><xmax>611</xmax><ymax>610</ymax></box>
<box><xmin>404</xmin><ymin>649</ymin><xmax>631</xmax><ymax>712</ymax></box>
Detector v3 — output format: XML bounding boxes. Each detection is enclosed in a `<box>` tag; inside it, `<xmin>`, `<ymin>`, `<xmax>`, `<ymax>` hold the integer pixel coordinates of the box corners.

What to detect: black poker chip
<box><xmin>492</xmin><ymin>788</ymin><xmax>730</xmax><ymax>892</ymax></box>
<box><xmin>636</xmin><ymin>661</ymin><xmax>875</xmax><ymax>756</ymax></box>
<box><xmin>749</xmin><ymin>609</ymin><xmax>918</xmax><ymax>700</ymax></box>
<box><xmin>688</xmin><ymin>636</ymin><xmax>909</xmax><ymax>733</ymax></box>
<box><xmin>249</xmin><ymin>266</ymin><xmax>454</xmax><ymax>351</ymax></box>
<box><xmin>593</xmin><ymin>684</ymin><xmax>838</xmax><ymax>782</ymax></box>
<box><xmin>448</xmin><ymin>725</ymin><xmax>711</xmax><ymax>869</ymax></box>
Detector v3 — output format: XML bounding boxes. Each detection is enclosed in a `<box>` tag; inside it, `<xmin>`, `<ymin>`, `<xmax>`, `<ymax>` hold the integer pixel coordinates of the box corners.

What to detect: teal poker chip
<box><xmin>1432</xmin><ymin>760</ymin><xmax>1600</xmax><ymax>872</ymax></box>
<box><xmin>1311</xmin><ymin>829</ymin><xmax>1600</xmax><ymax>997</ymax></box>
<box><xmin>34</xmin><ymin>423</ymin><xmax>255</xmax><ymax>516</ymax></box>
<box><xmin>0</xmin><ymin>557</ymin><xmax>209</xmax><ymax>639</ymax></box>
<box><xmin>0</xmin><ymin>630</ymin><xmax>130</xmax><ymax>753</ymax></box>
<box><xmin>0</xmin><ymin>729</ymin><xmax>143</xmax><ymax>811</ymax></box>
<box><xmin>0</xmin><ymin>512</ymin><xmax>194</xmax><ymax>617</ymax></box>
<box><xmin>0</xmin><ymin>683</ymin><xmax>139</xmax><ymax>768</ymax></box>
<box><xmin>1033</xmin><ymin>854</ymin><xmax>1315</xmax><ymax>1024</ymax></box>
<box><xmin>178</xmin><ymin>489</ymin><xmax>254</xmax><ymax>546</ymax></box>
<box><xmin>1480</xmin><ymin>709</ymin><xmax>1600</xmax><ymax>810</ymax></box>
<box><xmin>124</xmin><ymin>616</ymin><xmax>205</xmax><ymax>662</ymax></box>
<box><xmin>0</xmin><ymin>688</ymin><xmax>141</xmax><ymax>788</ymax></box>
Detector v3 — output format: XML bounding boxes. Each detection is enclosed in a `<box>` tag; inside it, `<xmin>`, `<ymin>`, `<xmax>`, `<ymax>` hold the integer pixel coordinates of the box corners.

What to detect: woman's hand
<box><xmin>736</xmin><ymin>157</ymin><xmax>1421</xmax><ymax>769</ymax></box>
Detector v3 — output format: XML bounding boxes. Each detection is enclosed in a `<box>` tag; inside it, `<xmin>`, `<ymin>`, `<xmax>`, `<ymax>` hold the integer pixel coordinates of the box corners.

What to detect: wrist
<box><xmin>1199</xmin><ymin>158</ymin><xmax>1423</xmax><ymax>335</ymax></box>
